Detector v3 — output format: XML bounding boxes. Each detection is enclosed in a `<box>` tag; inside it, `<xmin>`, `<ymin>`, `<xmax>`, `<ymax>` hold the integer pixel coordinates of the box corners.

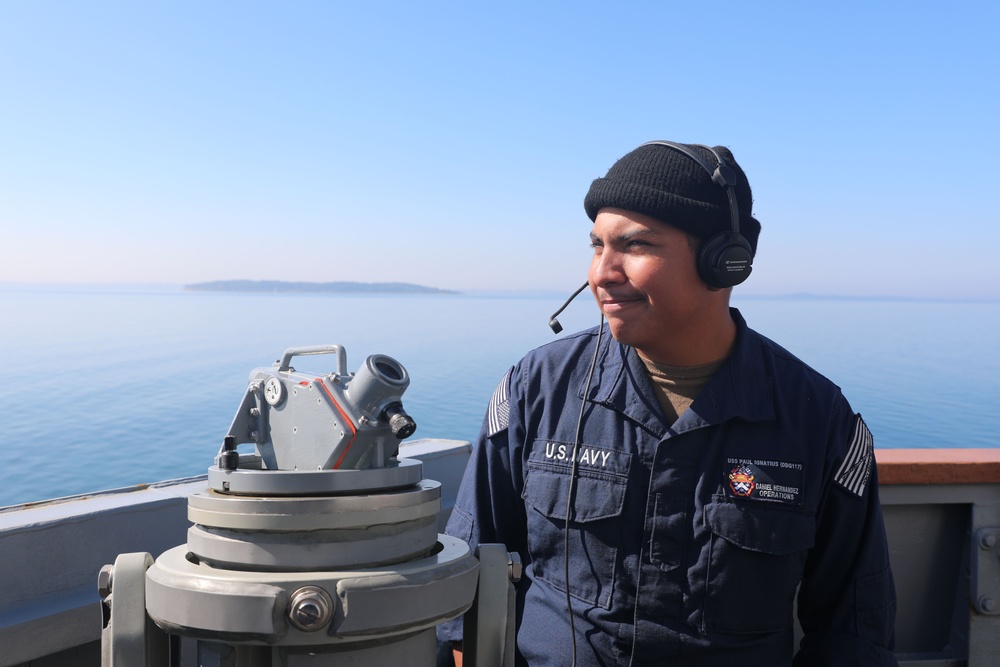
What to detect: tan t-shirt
<box><xmin>638</xmin><ymin>354</ymin><xmax>725</xmax><ymax>425</ymax></box>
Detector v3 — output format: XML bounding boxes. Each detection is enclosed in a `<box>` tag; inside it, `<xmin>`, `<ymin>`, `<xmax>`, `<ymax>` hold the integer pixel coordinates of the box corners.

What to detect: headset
<box><xmin>548</xmin><ymin>141</ymin><xmax>754</xmax><ymax>335</ymax></box>
<box><xmin>639</xmin><ymin>141</ymin><xmax>754</xmax><ymax>288</ymax></box>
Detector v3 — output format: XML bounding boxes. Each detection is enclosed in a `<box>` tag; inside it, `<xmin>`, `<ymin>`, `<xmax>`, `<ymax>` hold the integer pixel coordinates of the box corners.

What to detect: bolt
<box><xmin>288</xmin><ymin>586</ymin><xmax>333</xmax><ymax>632</ymax></box>
<box><xmin>217</xmin><ymin>448</ymin><xmax>240</xmax><ymax>470</ymax></box>
<box><xmin>980</xmin><ymin>532</ymin><xmax>997</xmax><ymax>550</ymax></box>
<box><xmin>508</xmin><ymin>552</ymin><xmax>523</xmax><ymax>583</ymax></box>
<box><xmin>980</xmin><ymin>596</ymin><xmax>997</xmax><ymax>613</ymax></box>
<box><xmin>250</xmin><ymin>431</ymin><xmax>260</xmax><ymax>442</ymax></box>
<box><xmin>98</xmin><ymin>564</ymin><xmax>114</xmax><ymax>599</ymax></box>
<box><xmin>295</xmin><ymin>601</ymin><xmax>321</xmax><ymax>625</ymax></box>
<box><xmin>250</xmin><ymin>407</ymin><xmax>260</xmax><ymax>417</ymax></box>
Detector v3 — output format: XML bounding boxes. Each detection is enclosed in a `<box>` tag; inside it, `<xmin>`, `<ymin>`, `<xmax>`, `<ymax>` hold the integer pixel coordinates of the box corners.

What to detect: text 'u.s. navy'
<box><xmin>545</xmin><ymin>442</ymin><xmax>611</xmax><ymax>467</ymax></box>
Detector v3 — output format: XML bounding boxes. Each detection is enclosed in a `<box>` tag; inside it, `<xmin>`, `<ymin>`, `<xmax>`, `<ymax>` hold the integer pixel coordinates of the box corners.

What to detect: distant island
<box><xmin>184</xmin><ymin>280</ymin><xmax>459</xmax><ymax>295</ymax></box>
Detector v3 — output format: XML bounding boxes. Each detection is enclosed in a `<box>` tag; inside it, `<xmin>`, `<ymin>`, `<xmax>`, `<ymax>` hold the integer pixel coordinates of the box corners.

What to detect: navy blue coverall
<box><xmin>438</xmin><ymin>309</ymin><xmax>897</xmax><ymax>666</ymax></box>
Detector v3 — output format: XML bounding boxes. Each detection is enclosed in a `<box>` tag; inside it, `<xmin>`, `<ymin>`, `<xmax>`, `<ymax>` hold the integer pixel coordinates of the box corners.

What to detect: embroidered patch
<box><xmin>835</xmin><ymin>415</ymin><xmax>874</xmax><ymax>498</ymax></box>
<box><xmin>728</xmin><ymin>465</ymin><xmax>756</xmax><ymax>496</ymax></box>
<box><xmin>724</xmin><ymin>457</ymin><xmax>804</xmax><ymax>504</ymax></box>
<box><xmin>487</xmin><ymin>368</ymin><xmax>512</xmax><ymax>437</ymax></box>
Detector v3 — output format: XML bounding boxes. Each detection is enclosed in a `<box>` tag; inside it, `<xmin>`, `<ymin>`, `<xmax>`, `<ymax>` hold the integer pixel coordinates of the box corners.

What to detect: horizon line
<box><xmin>0</xmin><ymin>281</ymin><xmax>997</xmax><ymax>304</ymax></box>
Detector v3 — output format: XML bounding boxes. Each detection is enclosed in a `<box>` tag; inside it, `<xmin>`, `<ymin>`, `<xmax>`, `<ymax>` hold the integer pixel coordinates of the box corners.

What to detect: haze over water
<box><xmin>1</xmin><ymin>285</ymin><xmax>996</xmax><ymax>508</ymax></box>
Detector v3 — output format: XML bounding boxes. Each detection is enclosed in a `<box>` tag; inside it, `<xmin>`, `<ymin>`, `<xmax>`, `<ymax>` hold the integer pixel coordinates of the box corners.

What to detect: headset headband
<box><xmin>638</xmin><ymin>141</ymin><xmax>741</xmax><ymax>239</ymax></box>
<box><xmin>637</xmin><ymin>141</ymin><xmax>753</xmax><ymax>288</ymax></box>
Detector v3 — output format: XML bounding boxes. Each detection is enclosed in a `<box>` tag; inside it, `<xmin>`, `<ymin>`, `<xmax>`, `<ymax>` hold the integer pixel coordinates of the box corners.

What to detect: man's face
<box><xmin>588</xmin><ymin>208</ymin><xmax>716</xmax><ymax>363</ymax></box>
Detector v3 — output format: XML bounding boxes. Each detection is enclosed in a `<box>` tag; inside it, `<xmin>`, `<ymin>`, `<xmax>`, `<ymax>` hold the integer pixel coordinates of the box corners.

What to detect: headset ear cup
<box><xmin>697</xmin><ymin>233</ymin><xmax>754</xmax><ymax>288</ymax></box>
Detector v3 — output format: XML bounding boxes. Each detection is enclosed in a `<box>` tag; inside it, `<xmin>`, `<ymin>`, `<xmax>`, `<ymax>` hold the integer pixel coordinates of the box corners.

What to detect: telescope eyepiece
<box><xmin>374</xmin><ymin>359</ymin><xmax>405</xmax><ymax>382</ymax></box>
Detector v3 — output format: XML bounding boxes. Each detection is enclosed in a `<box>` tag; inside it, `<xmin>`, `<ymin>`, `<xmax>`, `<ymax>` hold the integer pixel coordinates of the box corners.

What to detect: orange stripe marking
<box><xmin>314</xmin><ymin>378</ymin><xmax>357</xmax><ymax>470</ymax></box>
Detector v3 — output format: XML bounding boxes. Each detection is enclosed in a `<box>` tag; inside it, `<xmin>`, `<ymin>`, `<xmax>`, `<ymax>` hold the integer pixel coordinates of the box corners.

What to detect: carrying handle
<box><xmin>275</xmin><ymin>345</ymin><xmax>347</xmax><ymax>375</ymax></box>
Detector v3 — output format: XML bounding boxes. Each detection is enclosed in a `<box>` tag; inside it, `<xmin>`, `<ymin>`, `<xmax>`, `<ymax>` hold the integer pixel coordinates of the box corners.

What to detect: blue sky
<box><xmin>1</xmin><ymin>1</ymin><xmax>997</xmax><ymax>299</ymax></box>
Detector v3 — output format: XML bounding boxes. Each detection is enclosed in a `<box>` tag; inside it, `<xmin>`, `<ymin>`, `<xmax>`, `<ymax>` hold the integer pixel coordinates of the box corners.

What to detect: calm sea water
<box><xmin>1</xmin><ymin>285</ymin><xmax>997</xmax><ymax>507</ymax></box>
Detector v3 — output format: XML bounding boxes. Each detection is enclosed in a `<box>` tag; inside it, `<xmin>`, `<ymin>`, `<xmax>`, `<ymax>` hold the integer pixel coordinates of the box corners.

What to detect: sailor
<box><xmin>438</xmin><ymin>141</ymin><xmax>897</xmax><ymax>666</ymax></box>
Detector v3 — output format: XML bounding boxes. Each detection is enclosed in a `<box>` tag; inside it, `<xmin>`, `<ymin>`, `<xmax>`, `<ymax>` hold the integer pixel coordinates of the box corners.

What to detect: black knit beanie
<box><xmin>584</xmin><ymin>142</ymin><xmax>761</xmax><ymax>256</ymax></box>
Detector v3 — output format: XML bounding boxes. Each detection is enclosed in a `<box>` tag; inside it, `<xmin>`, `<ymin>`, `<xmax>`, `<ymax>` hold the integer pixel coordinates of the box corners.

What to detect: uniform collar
<box><xmin>580</xmin><ymin>308</ymin><xmax>776</xmax><ymax>436</ymax></box>
<box><xmin>690</xmin><ymin>308</ymin><xmax>776</xmax><ymax>426</ymax></box>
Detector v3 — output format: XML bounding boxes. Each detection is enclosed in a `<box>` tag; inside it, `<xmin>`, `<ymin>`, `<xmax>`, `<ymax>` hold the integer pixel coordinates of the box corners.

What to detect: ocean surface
<box><xmin>1</xmin><ymin>284</ymin><xmax>997</xmax><ymax>508</ymax></box>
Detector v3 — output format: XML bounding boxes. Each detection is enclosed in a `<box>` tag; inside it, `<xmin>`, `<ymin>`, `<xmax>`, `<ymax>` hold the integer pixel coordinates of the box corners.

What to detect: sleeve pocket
<box><xmin>446</xmin><ymin>505</ymin><xmax>475</xmax><ymax>544</ymax></box>
<box><xmin>856</xmin><ymin>566</ymin><xmax>896</xmax><ymax>645</ymax></box>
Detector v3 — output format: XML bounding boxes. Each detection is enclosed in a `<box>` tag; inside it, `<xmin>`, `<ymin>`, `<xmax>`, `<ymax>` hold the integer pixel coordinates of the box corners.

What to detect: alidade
<box><xmin>99</xmin><ymin>345</ymin><xmax>517</xmax><ymax>667</ymax></box>
<box><xmin>220</xmin><ymin>345</ymin><xmax>416</xmax><ymax>475</ymax></box>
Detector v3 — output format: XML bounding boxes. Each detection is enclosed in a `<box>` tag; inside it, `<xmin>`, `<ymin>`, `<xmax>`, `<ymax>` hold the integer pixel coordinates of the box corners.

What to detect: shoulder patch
<box><xmin>487</xmin><ymin>368</ymin><xmax>513</xmax><ymax>437</ymax></box>
<box><xmin>835</xmin><ymin>415</ymin><xmax>874</xmax><ymax>497</ymax></box>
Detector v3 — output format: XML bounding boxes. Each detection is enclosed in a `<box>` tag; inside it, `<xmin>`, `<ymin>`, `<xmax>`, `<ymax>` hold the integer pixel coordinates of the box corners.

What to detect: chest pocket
<box><xmin>703</xmin><ymin>498</ymin><xmax>815</xmax><ymax>633</ymax></box>
<box><xmin>521</xmin><ymin>444</ymin><xmax>630</xmax><ymax>609</ymax></box>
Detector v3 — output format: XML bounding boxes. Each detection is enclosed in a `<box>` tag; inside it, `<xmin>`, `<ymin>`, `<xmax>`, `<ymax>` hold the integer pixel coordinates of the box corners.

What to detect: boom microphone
<box><xmin>548</xmin><ymin>282</ymin><xmax>590</xmax><ymax>334</ymax></box>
